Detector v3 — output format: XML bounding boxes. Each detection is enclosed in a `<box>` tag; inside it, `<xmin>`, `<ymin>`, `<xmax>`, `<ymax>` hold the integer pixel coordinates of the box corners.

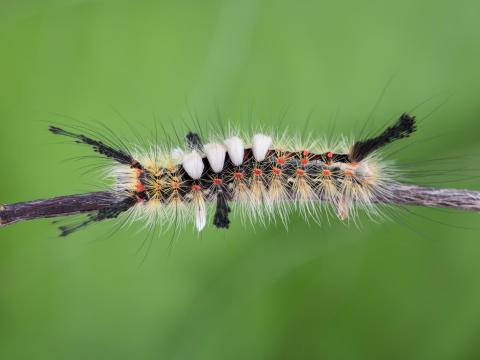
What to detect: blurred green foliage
<box><xmin>1</xmin><ymin>0</ymin><xmax>480</xmax><ymax>359</ymax></box>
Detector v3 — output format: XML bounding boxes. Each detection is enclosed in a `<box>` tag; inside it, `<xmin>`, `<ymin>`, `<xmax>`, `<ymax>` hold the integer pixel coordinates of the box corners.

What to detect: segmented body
<box><xmin>48</xmin><ymin>113</ymin><xmax>415</xmax><ymax>235</ymax></box>
<box><xmin>114</xmin><ymin>136</ymin><xmax>391</xmax><ymax>230</ymax></box>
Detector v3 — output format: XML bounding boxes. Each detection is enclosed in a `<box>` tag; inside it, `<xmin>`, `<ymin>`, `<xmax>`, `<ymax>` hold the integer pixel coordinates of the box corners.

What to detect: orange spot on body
<box><xmin>135</xmin><ymin>183</ymin><xmax>145</xmax><ymax>192</ymax></box>
<box><xmin>191</xmin><ymin>184</ymin><xmax>201</xmax><ymax>191</ymax></box>
<box><xmin>233</xmin><ymin>172</ymin><xmax>244</xmax><ymax>180</ymax></box>
<box><xmin>253</xmin><ymin>168</ymin><xmax>263</xmax><ymax>176</ymax></box>
<box><xmin>213</xmin><ymin>178</ymin><xmax>223</xmax><ymax>186</ymax></box>
<box><xmin>296</xmin><ymin>169</ymin><xmax>306</xmax><ymax>176</ymax></box>
<box><xmin>344</xmin><ymin>169</ymin><xmax>354</xmax><ymax>176</ymax></box>
<box><xmin>300</xmin><ymin>158</ymin><xmax>308</xmax><ymax>166</ymax></box>
<box><xmin>272</xmin><ymin>167</ymin><xmax>282</xmax><ymax>175</ymax></box>
<box><xmin>322</xmin><ymin>169</ymin><xmax>331</xmax><ymax>177</ymax></box>
<box><xmin>171</xmin><ymin>180</ymin><xmax>180</xmax><ymax>190</ymax></box>
<box><xmin>276</xmin><ymin>156</ymin><xmax>286</xmax><ymax>165</ymax></box>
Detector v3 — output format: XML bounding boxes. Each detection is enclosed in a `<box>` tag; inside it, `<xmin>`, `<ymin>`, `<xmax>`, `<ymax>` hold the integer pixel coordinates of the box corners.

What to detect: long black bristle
<box><xmin>349</xmin><ymin>113</ymin><xmax>416</xmax><ymax>162</ymax></box>
<box><xmin>49</xmin><ymin>126</ymin><xmax>143</xmax><ymax>169</ymax></box>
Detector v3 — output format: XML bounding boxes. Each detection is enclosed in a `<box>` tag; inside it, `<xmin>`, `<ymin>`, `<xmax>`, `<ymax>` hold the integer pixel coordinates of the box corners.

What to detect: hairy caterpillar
<box><xmin>1</xmin><ymin>112</ymin><xmax>479</xmax><ymax>236</ymax></box>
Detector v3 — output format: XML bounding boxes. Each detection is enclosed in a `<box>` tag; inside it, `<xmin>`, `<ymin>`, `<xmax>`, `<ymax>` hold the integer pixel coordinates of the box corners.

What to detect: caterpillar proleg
<box><xmin>1</xmin><ymin>112</ymin><xmax>479</xmax><ymax>236</ymax></box>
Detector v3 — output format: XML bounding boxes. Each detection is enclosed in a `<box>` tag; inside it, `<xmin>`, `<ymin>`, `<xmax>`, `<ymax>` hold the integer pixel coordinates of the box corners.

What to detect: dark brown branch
<box><xmin>1</xmin><ymin>185</ymin><xmax>480</xmax><ymax>227</ymax></box>
<box><xmin>0</xmin><ymin>192</ymin><xmax>116</xmax><ymax>226</ymax></box>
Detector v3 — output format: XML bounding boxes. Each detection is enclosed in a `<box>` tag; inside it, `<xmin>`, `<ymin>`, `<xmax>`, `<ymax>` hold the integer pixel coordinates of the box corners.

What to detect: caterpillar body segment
<box><xmin>49</xmin><ymin>113</ymin><xmax>416</xmax><ymax>235</ymax></box>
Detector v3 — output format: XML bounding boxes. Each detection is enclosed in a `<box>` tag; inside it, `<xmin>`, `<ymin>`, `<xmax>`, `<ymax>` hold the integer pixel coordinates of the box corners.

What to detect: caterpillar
<box><xmin>1</xmin><ymin>112</ymin><xmax>479</xmax><ymax>236</ymax></box>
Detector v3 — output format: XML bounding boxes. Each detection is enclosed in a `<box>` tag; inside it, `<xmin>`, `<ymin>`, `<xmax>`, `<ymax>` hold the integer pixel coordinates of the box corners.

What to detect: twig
<box><xmin>0</xmin><ymin>192</ymin><xmax>116</xmax><ymax>226</ymax></box>
<box><xmin>1</xmin><ymin>185</ymin><xmax>479</xmax><ymax>227</ymax></box>
<box><xmin>385</xmin><ymin>185</ymin><xmax>480</xmax><ymax>212</ymax></box>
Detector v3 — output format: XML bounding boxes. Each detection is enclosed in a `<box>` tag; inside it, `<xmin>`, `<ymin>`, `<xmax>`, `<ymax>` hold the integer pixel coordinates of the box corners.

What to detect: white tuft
<box><xmin>182</xmin><ymin>151</ymin><xmax>204</xmax><ymax>179</ymax></box>
<box><xmin>224</xmin><ymin>136</ymin><xmax>244</xmax><ymax>166</ymax></box>
<box><xmin>195</xmin><ymin>201</ymin><xmax>207</xmax><ymax>231</ymax></box>
<box><xmin>203</xmin><ymin>143</ymin><xmax>227</xmax><ymax>173</ymax></box>
<box><xmin>170</xmin><ymin>147</ymin><xmax>184</xmax><ymax>164</ymax></box>
<box><xmin>252</xmin><ymin>134</ymin><xmax>272</xmax><ymax>162</ymax></box>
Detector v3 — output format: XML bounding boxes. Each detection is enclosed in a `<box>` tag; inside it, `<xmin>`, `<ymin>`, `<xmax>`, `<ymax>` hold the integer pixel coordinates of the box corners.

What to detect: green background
<box><xmin>1</xmin><ymin>0</ymin><xmax>480</xmax><ymax>359</ymax></box>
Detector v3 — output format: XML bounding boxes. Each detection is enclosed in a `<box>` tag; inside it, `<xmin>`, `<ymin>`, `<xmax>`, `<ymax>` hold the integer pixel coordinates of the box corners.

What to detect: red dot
<box><xmin>276</xmin><ymin>156</ymin><xmax>286</xmax><ymax>165</ymax></box>
<box><xmin>253</xmin><ymin>168</ymin><xmax>263</xmax><ymax>176</ymax></box>
<box><xmin>213</xmin><ymin>178</ymin><xmax>223</xmax><ymax>185</ymax></box>
<box><xmin>233</xmin><ymin>172</ymin><xmax>244</xmax><ymax>180</ymax></box>
<box><xmin>192</xmin><ymin>184</ymin><xmax>201</xmax><ymax>191</ymax></box>
<box><xmin>272</xmin><ymin>167</ymin><xmax>282</xmax><ymax>175</ymax></box>
<box><xmin>135</xmin><ymin>183</ymin><xmax>145</xmax><ymax>192</ymax></box>
<box><xmin>233</xmin><ymin>172</ymin><xmax>245</xmax><ymax>180</ymax></box>
<box><xmin>296</xmin><ymin>169</ymin><xmax>305</xmax><ymax>176</ymax></box>
<box><xmin>322</xmin><ymin>169</ymin><xmax>331</xmax><ymax>177</ymax></box>
<box><xmin>326</xmin><ymin>152</ymin><xmax>333</xmax><ymax>159</ymax></box>
<box><xmin>300</xmin><ymin>158</ymin><xmax>308</xmax><ymax>166</ymax></box>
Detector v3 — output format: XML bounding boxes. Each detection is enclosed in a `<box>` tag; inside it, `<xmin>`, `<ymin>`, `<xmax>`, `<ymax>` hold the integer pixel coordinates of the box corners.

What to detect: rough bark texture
<box><xmin>1</xmin><ymin>185</ymin><xmax>479</xmax><ymax>227</ymax></box>
<box><xmin>0</xmin><ymin>192</ymin><xmax>116</xmax><ymax>226</ymax></box>
<box><xmin>385</xmin><ymin>185</ymin><xmax>480</xmax><ymax>212</ymax></box>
